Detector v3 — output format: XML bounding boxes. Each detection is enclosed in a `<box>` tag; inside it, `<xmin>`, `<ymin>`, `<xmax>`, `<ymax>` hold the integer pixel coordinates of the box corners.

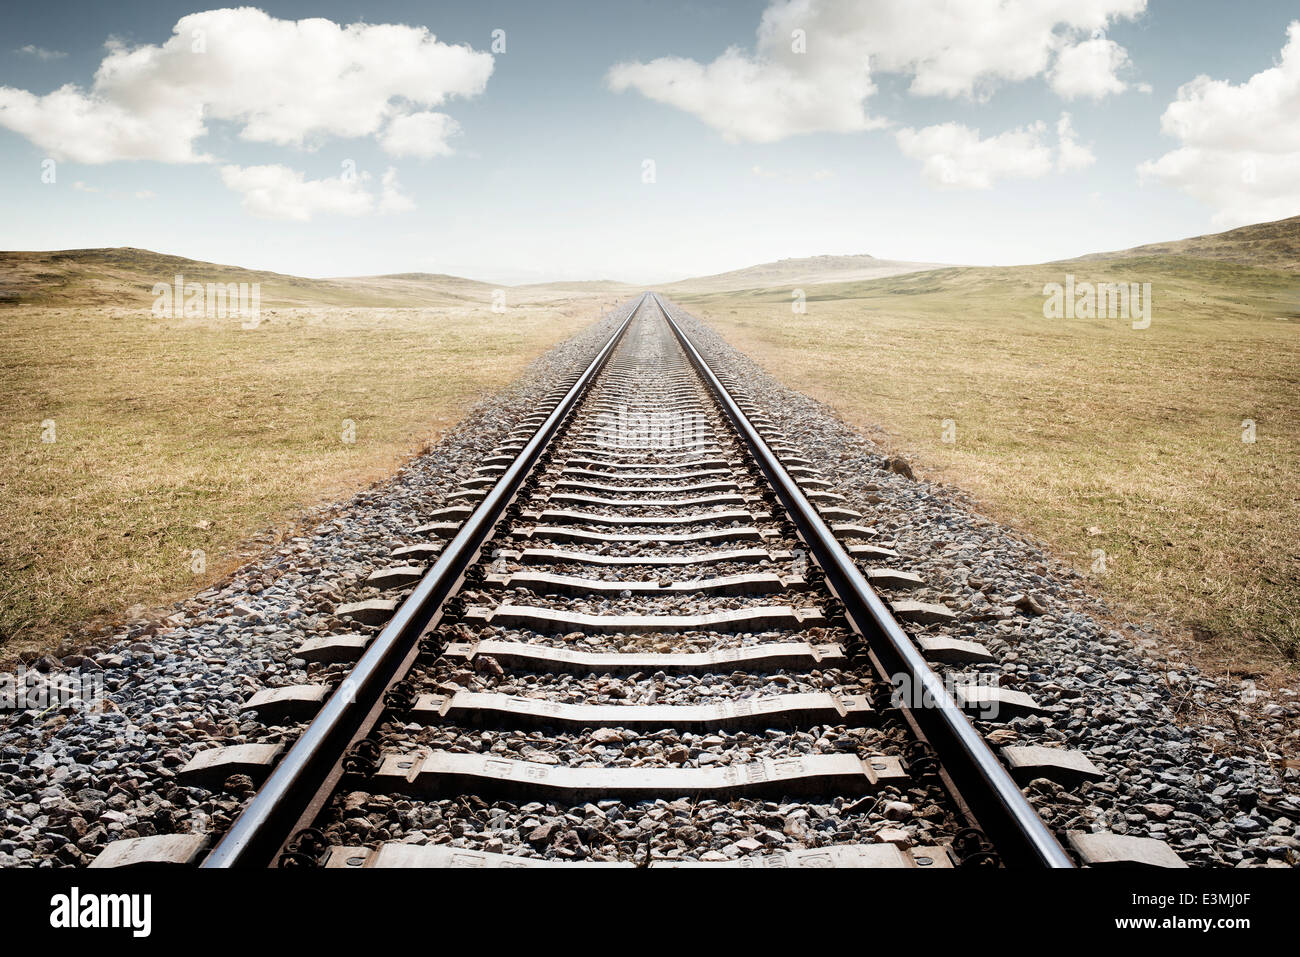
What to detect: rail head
<box><xmin>201</xmin><ymin>295</ymin><xmax>645</xmax><ymax>868</ymax></box>
<box><xmin>654</xmin><ymin>292</ymin><xmax>1074</xmax><ymax>868</ymax></box>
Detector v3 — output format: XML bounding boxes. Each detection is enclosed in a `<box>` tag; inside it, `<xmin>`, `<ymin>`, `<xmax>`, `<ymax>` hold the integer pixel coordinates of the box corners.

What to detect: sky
<box><xmin>1</xmin><ymin>0</ymin><xmax>1297</xmax><ymax>284</ymax></box>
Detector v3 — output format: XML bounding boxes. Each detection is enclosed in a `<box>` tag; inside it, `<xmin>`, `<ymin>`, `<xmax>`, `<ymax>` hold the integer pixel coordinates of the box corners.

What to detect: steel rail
<box><xmin>656</xmin><ymin>293</ymin><xmax>1074</xmax><ymax>868</ymax></box>
<box><xmin>202</xmin><ymin>295</ymin><xmax>644</xmax><ymax>867</ymax></box>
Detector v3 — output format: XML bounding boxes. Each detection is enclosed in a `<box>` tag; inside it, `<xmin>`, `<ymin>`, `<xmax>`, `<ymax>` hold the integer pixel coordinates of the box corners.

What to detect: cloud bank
<box><xmin>0</xmin><ymin>8</ymin><xmax>493</xmax><ymax>216</ymax></box>
<box><xmin>608</xmin><ymin>0</ymin><xmax>1146</xmax><ymax>143</ymax></box>
<box><xmin>1139</xmin><ymin>21</ymin><xmax>1300</xmax><ymax>225</ymax></box>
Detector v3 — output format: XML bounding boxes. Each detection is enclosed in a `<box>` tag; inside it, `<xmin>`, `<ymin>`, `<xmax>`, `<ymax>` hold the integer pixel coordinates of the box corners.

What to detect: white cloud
<box><xmin>1138</xmin><ymin>21</ymin><xmax>1300</xmax><ymax>225</ymax></box>
<box><xmin>608</xmin><ymin>46</ymin><xmax>881</xmax><ymax>144</ymax></box>
<box><xmin>380</xmin><ymin>111</ymin><xmax>460</xmax><ymax>158</ymax></box>
<box><xmin>378</xmin><ymin>167</ymin><xmax>415</xmax><ymax>213</ymax></box>
<box><xmin>0</xmin><ymin>8</ymin><xmax>493</xmax><ymax>163</ymax></box>
<box><xmin>0</xmin><ymin>83</ymin><xmax>208</xmax><ymax>163</ymax></box>
<box><xmin>898</xmin><ymin>112</ymin><xmax>1095</xmax><ymax>187</ymax></box>
<box><xmin>607</xmin><ymin>0</ymin><xmax>1146</xmax><ymax>142</ymax></box>
<box><xmin>219</xmin><ymin>164</ymin><xmax>412</xmax><ymax>221</ymax></box>
<box><xmin>1140</xmin><ymin>148</ymin><xmax>1299</xmax><ymax>226</ymax></box>
<box><xmin>1049</xmin><ymin>34</ymin><xmax>1132</xmax><ymax>99</ymax></box>
<box><xmin>18</xmin><ymin>44</ymin><xmax>67</xmax><ymax>60</ymax></box>
<box><xmin>896</xmin><ymin>121</ymin><xmax>1053</xmax><ymax>189</ymax></box>
<box><xmin>1056</xmin><ymin>113</ymin><xmax>1097</xmax><ymax>171</ymax></box>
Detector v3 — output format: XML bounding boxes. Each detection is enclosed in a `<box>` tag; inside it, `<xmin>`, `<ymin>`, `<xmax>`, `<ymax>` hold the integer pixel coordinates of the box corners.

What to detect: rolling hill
<box><xmin>1076</xmin><ymin>213</ymin><xmax>1300</xmax><ymax>273</ymax></box>
<box><xmin>0</xmin><ymin>248</ymin><xmax>642</xmax><ymax>308</ymax></box>
<box><xmin>3</xmin><ymin>212</ymin><xmax>1296</xmax><ymax>310</ymax></box>
<box><xmin>0</xmin><ymin>248</ymin><xmax>505</xmax><ymax>308</ymax></box>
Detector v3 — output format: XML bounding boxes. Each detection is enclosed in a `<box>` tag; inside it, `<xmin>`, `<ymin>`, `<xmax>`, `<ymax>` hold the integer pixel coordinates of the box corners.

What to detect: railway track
<box><xmin>90</xmin><ymin>293</ymin><xmax>1184</xmax><ymax>870</ymax></box>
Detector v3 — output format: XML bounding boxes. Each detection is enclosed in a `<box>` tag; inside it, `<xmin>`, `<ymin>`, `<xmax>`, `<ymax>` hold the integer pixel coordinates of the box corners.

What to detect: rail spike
<box><xmin>341</xmin><ymin>738</ymin><xmax>382</xmax><ymax>777</ymax></box>
<box><xmin>278</xmin><ymin>828</ymin><xmax>330</xmax><ymax>868</ymax></box>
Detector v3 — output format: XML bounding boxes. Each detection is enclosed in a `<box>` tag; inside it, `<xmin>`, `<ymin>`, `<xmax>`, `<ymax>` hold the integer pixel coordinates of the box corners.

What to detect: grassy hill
<box><xmin>0</xmin><ymin>248</ymin><xmax>508</xmax><ymax>308</ymax></box>
<box><xmin>0</xmin><ymin>247</ymin><xmax>645</xmax><ymax>309</ymax></box>
<box><xmin>7</xmin><ymin>216</ymin><xmax>1295</xmax><ymax>309</ymax></box>
<box><xmin>1077</xmin><ymin>213</ymin><xmax>1300</xmax><ymax>273</ymax></box>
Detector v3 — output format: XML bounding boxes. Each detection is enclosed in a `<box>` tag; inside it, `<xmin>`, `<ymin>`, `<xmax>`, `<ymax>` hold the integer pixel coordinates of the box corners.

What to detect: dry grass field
<box><xmin>672</xmin><ymin>251</ymin><xmax>1299</xmax><ymax>679</ymax></box>
<box><xmin>0</xmin><ymin>290</ymin><xmax>601</xmax><ymax>655</ymax></box>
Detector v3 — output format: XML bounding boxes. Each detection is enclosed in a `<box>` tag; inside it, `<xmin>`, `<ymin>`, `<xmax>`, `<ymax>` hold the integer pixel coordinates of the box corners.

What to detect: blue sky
<box><xmin>1</xmin><ymin>1</ymin><xmax>1297</xmax><ymax>283</ymax></box>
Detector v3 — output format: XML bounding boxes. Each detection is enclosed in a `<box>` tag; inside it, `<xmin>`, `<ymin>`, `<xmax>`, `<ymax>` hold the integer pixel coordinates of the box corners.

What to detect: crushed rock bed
<box><xmin>496</xmin><ymin>560</ymin><xmax>789</xmax><ymax>583</ymax></box>
<box><xmin>377</xmin><ymin>724</ymin><xmax>896</xmax><ymax>769</ymax></box>
<box><xmin>318</xmin><ymin>791</ymin><xmax>957</xmax><ymax>863</ymax></box>
<box><xmin>458</xmin><ymin>591</ymin><xmax>814</xmax><ymax>616</ymax></box>
<box><xmin>435</xmin><ymin>623</ymin><xmax>855</xmax><ymax>655</ymax></box>
<box><xmin>504</xmin><ymin>540</ymin><xmax>801</xmax><ymax>559</ymax></box>
<box><xmin>412</xmin><ymin>661</ymin><xmax>873</xmax><ymax>704</ymax></box>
